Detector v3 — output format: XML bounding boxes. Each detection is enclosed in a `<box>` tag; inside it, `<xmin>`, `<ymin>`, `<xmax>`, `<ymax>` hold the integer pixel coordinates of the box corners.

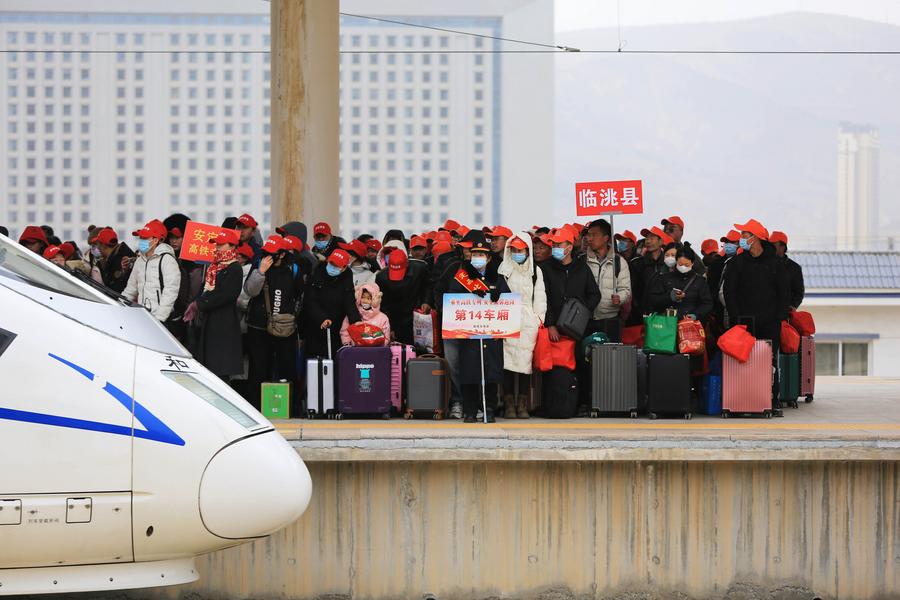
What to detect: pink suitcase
<box><xmin>800</xmin><ymin>335</ymin><xmax>815</xmax><ymax>402</ymax></box>
<box><xmin>390</xmin><ymin>343</ymin><xmax>416</xmax><ymax>413</ymax></box>
<box><xmin>722</xmin><ymin>339</ymin><xmax>774</xmax><ymax>418</ymax></box>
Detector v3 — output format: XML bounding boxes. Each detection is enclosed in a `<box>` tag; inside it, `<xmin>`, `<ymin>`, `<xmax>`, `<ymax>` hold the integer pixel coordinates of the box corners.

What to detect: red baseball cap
<box><xmin>339</xmin><ymin>239</ymin><xmax>368</xmax><ymax>259</ymax></box>
<box><xmin>720</xmin><ymin>230</ymin><xmax>741</xmax><ymax>243</ymax></box>
<box><xmin>168</xmin><ymin>227</ymin><xmax>183</xmax><ymax>238</ymax></box>
<box><xmin>661</xmin><ymin>216</ymin><xmax>685</xmax><ymax>230</ymax></box>
<box><xmin>314</xmin><ymin>222</ymin><xmax>332</xmax><ymax>237</ymax></box>
<box><xmin>283</xmin><ymin>235</ymin><xmax>304</xmax><ymax>252</ymax></box>
<box><xmin>19</xmin><ymin>225</ymin><xmax>49</xmax><ymax>246</ymax></box>
<box><xmin>432</xmin><ymin>241</ymin><xmax>452</xmax><ymax>259</ymax></box>
<box><xmin>327</xmin><ymin>248</ymin><xmax>351</xmax><ymax>269</ymax></box>
<box><xmin>614</xmin><ymin>230</ymin><xmax>637</xmax><ymax>244</ymax></box>
<box><xmin>491</xmin><ymin>226</ymin><xmax>513</xmax><ymax>239</ymax></box>
<box><xmin>365</xmin><ymin>239</ymin><xmax>382</xmax><ymax>253</ymax></box>
<box><xmin>548</xmin><ymin>228</ymin><xmax>575</xmax><ymax>245</ymax></box>
<box><xmin>95</xmin><ymin>227</ymin><xmax>119</xmax><ymax>246</ymax></box>
<box><xmin>237</xmin><ymin>244</ymin><xmax>254</xmax><ymax>259</ymax></box>
<box><xmin>534</xmin><ymin>233</ymin><xmax>552</xmax><ymax>247</ymax></box>
<box><xmin>508</xmin><ymin>236</ymin><xmax>528</xmax><ymax>250</ymax></box>
<box><xmin>701</xmin><ymin>239</ymin><xmax>719</xmax><ymax>255</ymax></box>
<box><xmin>424</xmin><ymin>231</ymin><xmax>437</xmax><ymax>241</ymax></box>
<box><xmin>133</xmin><ymin>219</ymin><xmax>168</xmax><ymax>240</ymax></box>
<box><xmin>237</xmin><ymin>213</ymin><xmax>258</xmax><ymax>229</ymax></box>
<box><xmin>388</xmin><ymin>249</ymin><xmax>409</xmax><ymax>281</ymax></box>
<box><xmin>43</xmin><ymin>245</ymin><xmax>62</xmax><ymax>260</ymax></box>
<box><xmin>59</xmin><ymin>242</ymin><xmax>76</xmax><ymax>259</ymax></box>
<box><xmin>770</xmin><ymin>231</ymin><xmax>788</xmax><ymax>245</ymax></box>
<box><xmin>213</xmin><ymin>228</ymin><xmax>240</xmax><ymax>246</ymax></box>
<box><xmin>434</xmin><ymin>231</ymin><xmax>452</xmax><ymax>244</ymax></box>
<box><xmin>409</xmin><ymin>235</ymin><xmax>427</xmax><ymax>249</ymax></box>
<box><xmin>456</xmin><ymin>225</ymin><xmax>471</xmax><ymax>237</ymax></box>
<box><xmin>440</xmin><ymin>219</ymin><xmax>461</xmax><ymax>232</ymax></box>
<box><xmin>734</xmin><ymin>219</ymin><xmax>770</xmax><ymax>241</ymax></box>
<box><xmin>640</xmin><ymin>226</ymin><xmax>674</xmax><ymax>246</ymax></box>
<box><xmin>262</xmin><ymin>235</ymin><xmax>286</xmax><ymax>254</ymax></box>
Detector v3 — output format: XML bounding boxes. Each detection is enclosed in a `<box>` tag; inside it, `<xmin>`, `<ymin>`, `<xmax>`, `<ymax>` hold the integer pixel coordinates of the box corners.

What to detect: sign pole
<box><xmin>479</xmin><ymin>340</ymin><xmax>488</xmax><ymax>424</ymax></box>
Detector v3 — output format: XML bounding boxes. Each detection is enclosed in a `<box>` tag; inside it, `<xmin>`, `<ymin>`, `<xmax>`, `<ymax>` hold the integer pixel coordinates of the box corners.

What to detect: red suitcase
<box><xmin>800</xmin><ymin>335</ymin><xmax>815</xmax><ymax>402</ymax></box>
<box><xmin>722</xmin><ymin>339</ymin><xmax>774</xmax><ymax>418</ymax></box>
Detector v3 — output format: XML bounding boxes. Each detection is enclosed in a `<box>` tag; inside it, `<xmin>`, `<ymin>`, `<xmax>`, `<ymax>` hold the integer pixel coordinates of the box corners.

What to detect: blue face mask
<box><xmin>551</xmin><ymin>247</ymin><xmax>566</xmax><ymax>261</ymax></box>
<box><xmin>511</xmin><ymin>252</ymin><xmax>527</xmax><ymax>264</ymax></box>
<box><xmin>616</xmin><ymin>240</ymin><xmax>629</xmax><ymax>253</ymax></box>
<box><xmin>724</xmin><ymin>242</ymin><xmax>738</xmax><ymax>256</ymax></box>
<box><xmin>325</xmin><ymin>264</ymin><xmax>342</xmax><ymax>277</ymax></box>
<box><xmin>471</xmin><ymin>256</ymin><xmax>488</xmax><ymax>270</ymax></box>
<box><xmin>739</xmin><ymin>238</ymin><xmax>751</xmax><ymax>251</ymax></box>
<box><xmin>314</xmin><ymin>239</ymin><xmax>328</xmax><ymax>251</ymax></box>
<box><xmin>137</xmin><ymin>239</ymin><xmax>151</xmax><ymax>254</ymax></box>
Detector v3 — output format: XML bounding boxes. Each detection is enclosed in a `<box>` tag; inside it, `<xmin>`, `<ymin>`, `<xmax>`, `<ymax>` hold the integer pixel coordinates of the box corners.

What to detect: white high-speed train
<box><xmin>0</xmin><ymin>234</ymin><xmax>312</xmax><ymax>595</ymax></box>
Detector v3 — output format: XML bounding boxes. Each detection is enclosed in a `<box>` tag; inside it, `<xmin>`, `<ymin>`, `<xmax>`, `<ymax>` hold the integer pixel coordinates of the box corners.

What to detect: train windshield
<box><xmin>0</xmin><ymin>235</ymin><xmax>188</xmax><ymax>357</ymax></box>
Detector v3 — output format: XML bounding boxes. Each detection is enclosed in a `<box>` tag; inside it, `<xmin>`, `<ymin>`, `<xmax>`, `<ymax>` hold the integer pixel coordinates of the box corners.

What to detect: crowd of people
<box><xmin>3</xmin><ymin>212</ymin><xmax>805</xmax><ymax>421</ymax></box>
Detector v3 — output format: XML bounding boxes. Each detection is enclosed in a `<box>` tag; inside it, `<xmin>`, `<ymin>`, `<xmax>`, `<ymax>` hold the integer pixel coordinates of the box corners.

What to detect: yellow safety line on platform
<box><xmin>274</xmin><ymin>421</ymin><xmax>900</xmax><ymax>431</ymax></box>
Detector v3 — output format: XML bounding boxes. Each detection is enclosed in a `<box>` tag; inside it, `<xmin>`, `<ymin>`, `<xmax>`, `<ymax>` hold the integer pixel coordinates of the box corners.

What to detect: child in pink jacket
<box><xmin>340</xmin><ymin>282</ymin><xmax>392</xmax><ymax>345</ymax></box>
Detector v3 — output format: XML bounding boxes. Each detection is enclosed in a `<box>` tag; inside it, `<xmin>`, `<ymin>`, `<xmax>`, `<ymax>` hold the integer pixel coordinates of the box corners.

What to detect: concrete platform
<box><xmin>276</xmin><ymin>376</ymin><xmax>900</xmax><ymax>462</ymax></box>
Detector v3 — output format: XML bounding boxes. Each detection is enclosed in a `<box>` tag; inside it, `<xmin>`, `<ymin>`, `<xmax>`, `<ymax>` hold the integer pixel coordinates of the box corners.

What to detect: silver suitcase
<box><xmin>306</xmin><ymin>329</ymin><xmax>335</xmax><ymax>418</ymax></box>
<box><xmin>590</xmin><ymin>343</ymin><xmax>639</xmax><ymax>418</ymax></box>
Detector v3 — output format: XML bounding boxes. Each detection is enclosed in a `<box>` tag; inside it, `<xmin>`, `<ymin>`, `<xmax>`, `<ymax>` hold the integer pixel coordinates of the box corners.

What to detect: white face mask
<box><xmin>664</xmin><ymin>256</ymin><xmax>677</xmax><ymax>268</ymax></box>
<box><xmin>676</xmin><ymin>264</ymin><xmax>692</xmax><ymax>274</ymax></box>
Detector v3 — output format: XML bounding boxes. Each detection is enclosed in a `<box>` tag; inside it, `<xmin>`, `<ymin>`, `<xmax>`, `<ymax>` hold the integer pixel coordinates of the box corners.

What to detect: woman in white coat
<box><xmin>497</xmin><ymin>232</ymin><xmax>547</xmax><ymax>418</ymax></box>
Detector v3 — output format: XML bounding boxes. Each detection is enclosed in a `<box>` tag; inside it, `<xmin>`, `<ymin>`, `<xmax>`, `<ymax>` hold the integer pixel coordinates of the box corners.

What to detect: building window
<box><xmin>816</xmin><ymin>341</ymin><xmax>869</xmax><ymax>376</ymax></box>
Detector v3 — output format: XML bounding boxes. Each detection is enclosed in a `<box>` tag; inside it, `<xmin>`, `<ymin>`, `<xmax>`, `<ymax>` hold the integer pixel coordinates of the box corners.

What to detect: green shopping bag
<box><xmin>643</xmin><ymin>313</ymin><xmax>678</xmax><ymax>354</ymax></box>
<box><xmin>580</xmin><ymin>332</ymin><xmax>609</xmax><ymax>361</ymax></box>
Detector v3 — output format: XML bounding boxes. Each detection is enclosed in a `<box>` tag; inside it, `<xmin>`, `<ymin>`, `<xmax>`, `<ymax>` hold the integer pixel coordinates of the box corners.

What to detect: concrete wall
<box><xmin>801</xmin><ymin>303</ymin><xmax>900</xmax><ymax>376</ymax></box>
<box><xmin>143</xmin><ymin>459</ymin><xmax>899</xmax><ymax>600</ymax></box>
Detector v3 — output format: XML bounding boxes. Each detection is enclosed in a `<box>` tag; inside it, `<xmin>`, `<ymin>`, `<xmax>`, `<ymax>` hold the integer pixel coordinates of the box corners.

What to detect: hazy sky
<box><xmin>555</xmin><ymin>0</ymin><xmax>900</xmax><ymax>31</ymax></box>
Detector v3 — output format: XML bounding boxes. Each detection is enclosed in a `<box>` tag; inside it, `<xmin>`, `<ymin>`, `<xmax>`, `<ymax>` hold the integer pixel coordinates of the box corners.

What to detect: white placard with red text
<box><xmin>441</xmin><ymin>293</ymin><xmax>522</xmax><ymax>340</ymax></box>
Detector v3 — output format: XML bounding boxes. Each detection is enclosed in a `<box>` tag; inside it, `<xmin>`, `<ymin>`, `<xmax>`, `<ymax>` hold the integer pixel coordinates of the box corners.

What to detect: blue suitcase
<box><xmin>700</xmin><ymin>374</ymin><xmax>722</xmax><ymax>415</ymax></box>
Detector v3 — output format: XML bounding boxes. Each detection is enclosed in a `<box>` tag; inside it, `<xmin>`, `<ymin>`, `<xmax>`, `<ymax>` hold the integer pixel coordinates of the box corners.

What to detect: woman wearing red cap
<box><xmin>375</xmin><ymin>248</ymin><xmax>432</xmax><ymax>345</ymax></box>
<box><xmin>190</xmin><ymin>229</ymin><xmax>244</xmax><ymax>380</ymax></box>
<box><xmin>302</xmin><ymin>248</ymin><xmax>361</xmax><ymax>358</ymax></box>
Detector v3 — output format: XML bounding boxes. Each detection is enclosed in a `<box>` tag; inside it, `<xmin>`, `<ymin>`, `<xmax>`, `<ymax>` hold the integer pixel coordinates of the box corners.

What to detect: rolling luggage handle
<box><xmin>313</xmin><ymin>327</ymin><xmax>334</xmax><ymax>419</ymax></box>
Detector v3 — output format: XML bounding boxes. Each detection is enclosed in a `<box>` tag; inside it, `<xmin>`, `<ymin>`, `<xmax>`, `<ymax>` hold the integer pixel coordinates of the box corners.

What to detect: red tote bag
<box><xmin>780</xmin><ymin>321</ymin><xmax>801</xmax><ymax>354</ymax></box>
<box><xmin>533</xmin><ymin>324</ymin><xmax>554</xmax><ymax>372</ymax></box>
<box><xmin>622</xmin><ymin>325</ymin><xmax>645</xmax><ymax>347</ymax></box>
<box><xmin>789</xmin><ymin>310</ymin><xmax>816</xmax><ymax>336</ymax></box>
<box><xmin>717</xmin><ymin>324</ymin><xmax>757</xmax><ymax>363</ymax></box>
<box><xmin>549</xmin><ymin>337</ymin><xmax>577</xmax><ymax>371</ymax></box>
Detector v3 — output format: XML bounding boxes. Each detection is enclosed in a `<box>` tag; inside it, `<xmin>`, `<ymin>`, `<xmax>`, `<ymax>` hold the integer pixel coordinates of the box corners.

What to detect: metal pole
<box><xmin>480</xmin><ymin>340</ymin><xmax>488</xmax><ymax>424</ymax></box>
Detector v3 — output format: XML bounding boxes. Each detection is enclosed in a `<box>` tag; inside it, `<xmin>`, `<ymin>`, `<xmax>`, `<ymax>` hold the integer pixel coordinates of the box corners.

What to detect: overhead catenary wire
<box><xmin>3</xmin><ymin>49</ymin><xmax>900</xmax><ymax>55</ymax></box>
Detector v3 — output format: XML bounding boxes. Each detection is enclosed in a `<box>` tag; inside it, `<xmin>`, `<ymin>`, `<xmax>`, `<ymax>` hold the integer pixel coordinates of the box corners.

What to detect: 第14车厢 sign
<box><xmin>575</xmin><ymin>180</ymin><xmax>644</xmax><ymax>216</ymax></box>
<box><xmin>441</xmin><ymin>293</ymin><xmax>522</xmax><ymax>340</ymax></box>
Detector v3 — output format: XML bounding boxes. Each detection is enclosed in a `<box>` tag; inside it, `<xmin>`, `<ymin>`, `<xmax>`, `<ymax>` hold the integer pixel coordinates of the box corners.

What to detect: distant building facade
<box><xmin>0</xmin><ymin>0</ymin><xmax>553</xmax><ymax>243</ymax></box>
<box><xmin>836</xmin><ymin>123</ymin><xmax>879</xmax><ymax>251</ymax></box>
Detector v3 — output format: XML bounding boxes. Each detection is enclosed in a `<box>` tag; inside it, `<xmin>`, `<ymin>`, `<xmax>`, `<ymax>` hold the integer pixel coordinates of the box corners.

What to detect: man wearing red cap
<box><xmin>311</xmin><ymin>222</ymin><xmax>335</xmax><ymax>259</ymax></box>
<box><xmin>90</xmin><ymin>227</ymin><xmax>136</xmax><ymax>294</ymax></box>
<box><xmin>541</xmin><ymin>227</ymin><xmax>601</xmax><ymax>347</ymax></box>
<box><xmin>376</xmin><ymin>247</ymin><xmax>432</xmax><ymax>345</ymax></box>
<box><xmin>490</xmin><ymin>226</ymin><xmax>512</xmax><ymax>259</ymax></box>
<box><xmin>122</xmin><ymin>220</ymin><xmax>184</xmax><ymax>330</ymax></box>
<box><xmin>724</xmin><ymin>219</ymin><xmax>791</xmax><ymax>416</ymax></box>
<box><xmin>770</xmin><ymin>231</ymin><xmax>805</xmax><ymax>310</ymax></box>
<box><xmin>409</xmin><ymin>235</ymin><xmax>429</xmax><ymax>262</ymax></box>
<box><xmin>707</xmin><ymin>230</ymin><xmax>741</xmax><ymax>330</ymax></box>
<box><xmin>303</xmin><ymin>248</ymin><xmax>361</xmax><ymax>359</ymax></box>
<box><xmin>630</xmin><ymin>226</ymin><xmax>673</xmax><ymax>325</ymax></box>
<box><xmin>662</xmin><ymin>216</ymin><xmax>705</xmax><ymax>275</ymax></box>
<box><xmin>531</xmin><ymin>232</ymin><xmax>552</xmax><ymax>265</ymax></box>
<box><xmin>242</xmin><ymin>235</ymin><xmax>303</xmax><ymax>410</ymax></box>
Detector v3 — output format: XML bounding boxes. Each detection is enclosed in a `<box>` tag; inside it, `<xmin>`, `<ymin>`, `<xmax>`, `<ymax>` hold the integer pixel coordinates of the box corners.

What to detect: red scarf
<box><xmin>204</xmin><ymin>248</ymin><xmax>237</xmax><ymax>290</ymax></box>
<box><xmin>453</xmin><ymin>267</ymin><xmax>490</xmax><ymax>293</ymax></box>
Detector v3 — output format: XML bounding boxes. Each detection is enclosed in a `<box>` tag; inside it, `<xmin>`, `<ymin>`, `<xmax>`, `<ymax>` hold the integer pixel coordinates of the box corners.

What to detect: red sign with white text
<box><xmin>179</xmin><ymin>221</ymin><xmax>227</xmax><ymax>263</ymax></box>
<box><xmin>575</xmin><ymin>180</ymin><xmax>644</xmax><ymax>216</ymax></box>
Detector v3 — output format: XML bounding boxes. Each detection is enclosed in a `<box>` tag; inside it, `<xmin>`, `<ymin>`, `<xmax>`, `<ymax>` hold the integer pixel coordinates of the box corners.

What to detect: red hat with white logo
<box><xmin>327</xmin><ymin>249</ymin><xmax>351</xmax><ymax>269</ymax></box>
<box><xmin>339</xmin><ymin>239</ymin><xmax>368</xmax><ymax>258</ymax></box>
<box><xmin>261</xmin><ymin>235</ymin><xmax>287</xmax><ymax>254</ymax></box>
<box><xmin>43</xmin><ymin>245</ymin><xmax>62</xmax><ymax>260</ymax></box>
<box><xmin>213</xmin><ymin>228</ymin><xmax>240</xmax><ymax>246</ymax></box>
<box><xmin>133</xmin><ymin>219</ymin><xmax>168</xmax><ymax>240</ymax></box>
<box><xmin>94</xmin><ymin>227</ymin><xmax>119</xmax><ymax>246</ymax></box>
<box><xmin>283</xmin><ymin>235</ymin><xmax>305</xmax><ymax>252</ymax></box>
<box><xmin>365</xmin><ymin>239</ymin><xmax>382</xmax><ymax>253</ymax></box>
<box><xmin>314</xmin><ymin>222</ymin><xmax>332</xmax><ymax>237</ymax></box>
<box><xmin>237</xmin><ymin>213</ymin><xmax>258</xmax><ymax>229</ymax></box>
<box><xmin>388</xmin><ymin>249</ymin><xmax>409</xmax><ymax>281</ymax></box>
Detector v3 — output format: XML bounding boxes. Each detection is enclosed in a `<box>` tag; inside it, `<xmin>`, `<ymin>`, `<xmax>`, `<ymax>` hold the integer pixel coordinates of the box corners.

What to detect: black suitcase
<box><xmin>404</xmin><ymin>355</ymin><xmax>450</xmax><ymax>420</ymax></box>
<box><xmin>646</xmin><ymin>353</ymin><xmax>692</xmax><ymax>419</ymax></box>
<box><xmin>542</xmin><ymin>367</ymin><xmax>578</xmax><ymax>419</ymax></box>
<box><xmin>636</xmin><ymin>349</ymin><xmax>648</xmax><ymax>413</ymax></box>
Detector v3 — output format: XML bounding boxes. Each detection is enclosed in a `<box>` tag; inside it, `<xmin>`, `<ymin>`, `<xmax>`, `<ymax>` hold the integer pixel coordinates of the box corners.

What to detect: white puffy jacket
<box><xmin>122</xmin><ymin>243</ymin><xmax>182</xmax><ymax>322</ymax></box>
<box><xmin>497</xmin><ymin>233</ymin><xmax>548</xmax><ymax>374</ymax></box>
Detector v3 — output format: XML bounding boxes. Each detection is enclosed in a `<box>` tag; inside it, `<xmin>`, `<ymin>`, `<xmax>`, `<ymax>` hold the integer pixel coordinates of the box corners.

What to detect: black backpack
<box><xmin>157</xmin><ymin>253</ymin><xmax>191</xmax><ymax>321</ymax></box>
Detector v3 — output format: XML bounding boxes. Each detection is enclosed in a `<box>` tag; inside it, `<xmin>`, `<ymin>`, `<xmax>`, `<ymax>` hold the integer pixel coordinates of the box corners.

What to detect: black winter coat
<box><xmin>303</xmin><ymin>262</ymin><xmax>361</xmax><ymax>357</ymax></box>
<box><xmin>245</xmin><ymin>262</ymin><xmax>303</xmax><ymax>330</ymax></box>
<box><xmin>724</xmin><ymin>243</ymin><xmax>790</xmax><ymax>331</ymax></box>
<box><xmin>630</xmin><ymin>252</ymin><xmax>666</xmax><ymax>319</ymax></box>
<box><xmin>445</xmin><ymin>261</ymin><xmax>511</xmax><ymax>386</ymax></box>
<box><xmin>646</xmin><ymin>269</ymin><xmax>714</xmax><ymax>321</ymax></box>
<box><xmin>541</xmin><ymin>256</ymin><xmax>601</xmax><ymax>329</ymax></box>
<box><xmin>375</xmin><ymin>260</ymin><xmax>431</xmax><ymax>345</ymax></box>
<box><xmin>782</xmin><ymin>255</ymin><xmax>805</xmax><ymax>309</ymax></box>
<box><xmin>102</xmin><ymin>243</ymin><xmax>136</xmax><ymax>294</ymax></box>
<box><xmin>196</xmin><ymin>261</ymin><xmax>244</xmax><ymax>377</ymax></box>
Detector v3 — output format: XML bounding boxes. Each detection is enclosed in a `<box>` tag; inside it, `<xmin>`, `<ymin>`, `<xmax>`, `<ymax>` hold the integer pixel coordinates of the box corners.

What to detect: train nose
<box><xmin>199</xmin><ymin>431</ymin><xmax>312</xmax><ymax>539</ymax></box>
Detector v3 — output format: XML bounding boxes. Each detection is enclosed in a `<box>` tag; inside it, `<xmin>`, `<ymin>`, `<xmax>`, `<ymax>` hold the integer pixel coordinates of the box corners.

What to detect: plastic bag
<box><xmin>789</xmin><ymin>310</ymin><xmax>816</xmax><ymax>337</ymax></box>
<box><xmin>781</xmin><ymin>320</ymin><xmax>800</xmax><ymax>354</ymax></box>
<box><xmin>347</xmin><ymin>322</ymin><xmax>386</xmax><ymax>347</ymax></box>
<box><xmin>677</xmin><ymin>318</ymin><xmax>706</xmax><ymax>355</ymax></box>
<box><xmin>717</xmin><ymin>324</ymin><xmax>756</xmax><ymax>363</ymax></box>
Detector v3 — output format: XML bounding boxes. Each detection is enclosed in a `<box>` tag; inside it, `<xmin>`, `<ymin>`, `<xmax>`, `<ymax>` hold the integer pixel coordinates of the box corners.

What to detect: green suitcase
<box><xmin>261</xmin><ymin>381</ymin><xmax>291</xmax><ymax>419</ymax></box>
<box><xmin>778</xmin><ymin>353</ymin><xmax>800</xmax><ymax>409</ymax></box>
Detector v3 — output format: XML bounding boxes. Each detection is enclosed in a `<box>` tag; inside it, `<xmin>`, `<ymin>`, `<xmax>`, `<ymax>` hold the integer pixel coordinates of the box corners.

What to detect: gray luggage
<box><xmin>404</xmin><ymin>355</ymin><xmax>450</xmax><ymax>419</ymax></box>
<box><xmin>589</xmin><ymin>343</ymin><xmax>640</xmax><ymax>418</ymax></box>
<box><xmin>305</xmin><ymin>328</ymin><xmax>336</xmax><ymax>418</ymax></box>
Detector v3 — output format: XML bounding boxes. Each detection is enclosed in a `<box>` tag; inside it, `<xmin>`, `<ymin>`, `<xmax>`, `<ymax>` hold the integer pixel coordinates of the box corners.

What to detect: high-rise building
<box><xmin>836</xmin><ymin>123</ymin><xmax>879</xmax><ymax>251</ymax></box>
<box><xmin>0</xmin><ymin>0</ymin><xmax>553</xmax><ymax>244</ymax></box>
